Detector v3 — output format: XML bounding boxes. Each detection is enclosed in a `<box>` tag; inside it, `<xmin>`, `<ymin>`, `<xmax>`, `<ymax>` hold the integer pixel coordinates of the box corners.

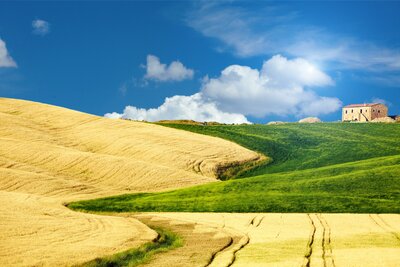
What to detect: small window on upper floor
<box><xmin>345</xmin><ymin>110</ymin><xmax>348</xmax><ymax>114</ymax></box>
<box><xmin>351</xmin><ymin>109</ymin><xmax>353</xmax><ymax>113</ymax></box>
<box><xmin>360</xmin><ymin>109</ymin><xmax>363</xmax><ymax>113</ymax></box>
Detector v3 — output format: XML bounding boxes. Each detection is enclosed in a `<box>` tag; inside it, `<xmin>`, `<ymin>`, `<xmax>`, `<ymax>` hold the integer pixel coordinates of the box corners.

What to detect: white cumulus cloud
<box><xmin>0</xmin><ymin>39</ymin><xmax>17</xmax><ymax>68</ymax></box>
<box><xmin>32</xmin><ymin>19</ymin><xmax>50</xmax><ymax>36</ymax></box>
<box><xmin>106</xmin><ymin>55</ymin><xmax>341</xmax><ymax>123</ymax></box>
<box><xmin>144</xmin><ymin>54</ymin><xmax>194</xmax><ymax>82</ymax></box>
<box><xmin>105</xmin><ymin>93</ymin><xmax>249</xmax><ymax>124</ymax></box>
<box><xmin>261</xmin><ymin>55</ymin><xmax>333</xmax><ymax>87</ymax></box>
<box><xmin>201</xmin><ymin>55</ymin><xmax>340</xmax><ymax>117</ymax></box>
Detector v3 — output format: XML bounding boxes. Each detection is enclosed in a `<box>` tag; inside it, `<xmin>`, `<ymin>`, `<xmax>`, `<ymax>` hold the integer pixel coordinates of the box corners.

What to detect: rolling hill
<box><xmin>70</xmin><ymin>123</ymin><xmax>400</xmax><ymax>213</ymax></box>
<box><xmin>0</xmin><ymin>98</ymin><xmax>258</xmax><ymax>266</ymax></box>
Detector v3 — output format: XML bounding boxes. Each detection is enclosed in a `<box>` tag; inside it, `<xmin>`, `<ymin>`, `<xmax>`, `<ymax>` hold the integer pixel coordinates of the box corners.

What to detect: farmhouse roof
<box><xmin>343</xmin><ymin>103</ymin><xmax>382</xmax><ymax>108</ymax></box>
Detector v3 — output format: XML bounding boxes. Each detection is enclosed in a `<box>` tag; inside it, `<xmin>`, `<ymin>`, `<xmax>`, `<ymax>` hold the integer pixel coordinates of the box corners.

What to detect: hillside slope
<box><xmin>158</xmin><ymin>123</ymin><xmax>400</xmax><ymax>176</ymax></box>
<box><xmin>0</xmin><ymin>99</ymin><xmax>259</xmax><ymax>196</ymax></box>
<box><xmin>0</xmin><ymin>98</ymin><xmax>259</xmax><ymax>266</ymax></box>
<box><xmin>71</xmin><ymin>123</ymin><xmax>400</xmax><ymax>213</ymax></box>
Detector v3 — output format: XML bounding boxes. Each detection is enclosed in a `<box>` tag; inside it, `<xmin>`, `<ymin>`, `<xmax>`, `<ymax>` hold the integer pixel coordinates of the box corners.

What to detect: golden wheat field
<box><xmin>136</xmin><ymin>213</ymin><xmax>400</xmax><ymax>267</ymax></box>
<box><xmin>0</xmin><ymin>98</ymin><xmax>259</xmax><ymax>266</ymax></box>
<box><xmin>1</xmin><ymin>98</ymin><xmax>399</xmax><ymax>267</ymax></box>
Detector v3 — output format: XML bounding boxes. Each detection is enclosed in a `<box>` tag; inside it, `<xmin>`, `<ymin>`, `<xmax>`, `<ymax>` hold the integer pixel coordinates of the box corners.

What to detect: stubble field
<box><xmin>131</xmin><ymin>212</ymin><xmax>400</xmax><ymax>267</ymax></box>
<box><xmin>0</xmin><ymin>98</ymin><xmax>258</xmax><ymax>266</ymax></box>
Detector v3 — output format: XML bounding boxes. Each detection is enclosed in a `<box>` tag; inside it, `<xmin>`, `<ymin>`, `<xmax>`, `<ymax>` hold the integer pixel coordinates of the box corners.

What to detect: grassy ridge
<box><xmin>158</xmin><ymin>123</ymin><xmax>400</xmax><ymax>177</ymax></box>
<box><xmin>69</xmin><ymin>123</ymin><xmax>400</xmax><ymax>213</ymax></box>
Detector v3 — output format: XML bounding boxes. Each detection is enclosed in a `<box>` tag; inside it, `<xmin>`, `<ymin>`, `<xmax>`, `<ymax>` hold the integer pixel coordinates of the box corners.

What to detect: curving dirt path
<box><xmin>0</xmin><ymin>98</ymin><xmax>259</xmax><ymax>266</ymax></box>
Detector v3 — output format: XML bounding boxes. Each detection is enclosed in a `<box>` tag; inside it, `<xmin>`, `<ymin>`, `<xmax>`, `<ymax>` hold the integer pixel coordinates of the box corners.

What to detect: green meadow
<box><xmin>69</xmin><ymin>123</ymin><xmax>400</xmax><ymax>213</ymax></box>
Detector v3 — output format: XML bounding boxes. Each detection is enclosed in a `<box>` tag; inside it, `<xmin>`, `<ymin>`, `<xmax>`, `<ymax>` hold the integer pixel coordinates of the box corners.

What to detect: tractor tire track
<box><xmin>254</xmin><ymin>215</ymin><xmax>265</xmax><ymax>227</ymax></box>
<box><xmin>205</xmin><ymin>237</ymin><xmax>234</xmax><ymax>267</ymax></box>
<box><xmin>370</xmin><ymin>214</ymin><xmax>400</xmax><ymax>242</ymax></box>
<box><xmin>316</xmin><ymin>214</ymin><xmax>327</xmax><ymax>267</ymax></box>
<box><xmin>303</xmin><ymin>213</ymin><xmax>317</xmax><ymax>267</ymax></box>
<box><xmin>317</xmin><ymin>214</ymin><xmax>336</xmax><ymax>267</ymax></box>
<box><xmin>376</xmin><ymin>215</ymin><xmax>400</xmax><ymax>242</ymax></box>
<box><xmin>227</xmin><ymin>235</ymin><xmax>250</xmax><ymax>267</ymax></box>
<box><xmin>216</xmin><ymin>215</ymin><xmax>259</xmax><ymax>267</ymax></box>
<box><xmin>205</xmin><ymin>214</ymin><xmax>236</xmax><ymax>267</ymax></box>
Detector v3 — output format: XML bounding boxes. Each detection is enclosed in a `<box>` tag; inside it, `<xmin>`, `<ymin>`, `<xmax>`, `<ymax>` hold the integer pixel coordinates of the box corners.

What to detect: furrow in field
<box><xmin>369</xmin><ymin>214</ymin><xmax>400</xmax><ymax>242</ymax></box>
<box><xmin>205</xmin><ymin>236</ymin><xmax>234</xmax><ymax>267</ymax></box>
<box><xmin>227</xmin><ymin>235</ymin><xmax>251</xmax><ymax>267</ymax></box>
<box><xmin>376</xmin><ymin>214</ymin><xmax>400</xmax><ymax>242</ymax></box>
<box><xmin>303</xmin><ymin>214</ymin><xmax>317</xmax><ymax>267</ymax></box>
<box><xmin>324</xmin><ymin>214</ymin><xmax>400</xmax><ymax>267</ymax></box>
<box><xmin>205</xmin><ymin>215</ymin><xmax>236</xmax><ymax>267</ymax></box>
<box><xmin>316</xmin><ymin>214</ymin><xmax>336</xmax><ymax>267</ymax></box>
<box><xmin>227</xmin><ymin>215</ymin><xmax>266</xmax><ymax>266</ymax></box>
<box><xmin>255</xmin><ymin>216</ymin><xmax>265</xmax><ymax>227</ymax></box>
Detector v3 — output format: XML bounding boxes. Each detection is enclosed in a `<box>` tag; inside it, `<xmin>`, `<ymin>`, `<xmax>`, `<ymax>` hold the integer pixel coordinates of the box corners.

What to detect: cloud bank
<box><xmin>144</xmin><ymin>54</ymin><xmax>194</xmax><ymax>81</ymax></box>
<box><xmin>0</xmin><ymin>39</ymin><xmax>17</xmax><ymax>68</ymax></box>
<box><xmin>105</xmin><ymin>93</ymin><xmax>249</xmax><ymax>124</ymax></box>
<box><xmin>202</xmin><ymin>55</ymin><xmax>339</xmax><ymax>118</ymax></box>
<box><xmin>32</xmin><ymin>19</ymin><xmax>50</xmax><ymax>36</ymax></box>
<box><xmin>106</xmin><ymin>55</ymin><xmax>341</xmax><ymax>123</ymax></box>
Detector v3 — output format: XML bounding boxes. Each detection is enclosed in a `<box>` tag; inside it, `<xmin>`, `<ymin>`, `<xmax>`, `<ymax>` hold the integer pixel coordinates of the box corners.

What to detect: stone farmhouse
<box><xmin>342</xmin><ymin>103</ymin><xmax>388</xmax><ymax>122</ymax></box>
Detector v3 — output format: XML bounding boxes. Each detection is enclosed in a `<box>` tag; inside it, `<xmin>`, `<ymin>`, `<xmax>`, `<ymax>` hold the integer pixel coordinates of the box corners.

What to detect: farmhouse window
<box><xmin>360</xmin><ymin>109</ymin><xmax>363</xmax><ymax>113</ymax></box>
<box><xmin>351</xmin><ymin>109</ymin><xmax>353</xmax><ymax>113</ymax></box>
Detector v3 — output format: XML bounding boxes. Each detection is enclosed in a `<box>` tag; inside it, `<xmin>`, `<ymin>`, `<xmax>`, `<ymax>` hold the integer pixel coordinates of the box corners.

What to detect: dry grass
<box><xmin>139</xmin><ymin>213</ymin><xmax>400</xmax><ymax>267</ymax></box>
<box><xmin>0</xmin><ymin>190</ymin><xmax>157</xmax><ymax>267</ymax></box>
<box><xmin>0</xmin><ymin>98</ymin><xmax>258</xmax><ymax>266</ymax></box>
<box><xmin>133</xmin><ymin>215</ymin><xmax>240</xmax><ymax>267</ymax></box>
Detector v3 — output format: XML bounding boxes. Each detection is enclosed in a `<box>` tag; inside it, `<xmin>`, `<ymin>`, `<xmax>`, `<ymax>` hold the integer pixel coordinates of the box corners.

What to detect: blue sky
<box><xmin>0</xmin><ymin>1</ymin><xmax>399</xmax><ymax>123</ymax></box>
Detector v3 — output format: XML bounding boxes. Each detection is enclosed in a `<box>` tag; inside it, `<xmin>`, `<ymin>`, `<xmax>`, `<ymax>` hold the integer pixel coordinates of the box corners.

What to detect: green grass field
<box><xmin>69</xmin><ymin>123</ymin><xmax>400</xmax><ymax>213</ymax></box>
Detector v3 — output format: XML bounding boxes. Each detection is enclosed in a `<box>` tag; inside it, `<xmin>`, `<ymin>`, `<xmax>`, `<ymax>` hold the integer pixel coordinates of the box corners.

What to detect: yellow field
<box><xmin>0</xmin><ymin>98</ymin><xmax>259</xmax><ymax>266</ymax></box>
<box><xmin>138</xmin><ymin>213</ymin><xmax>400</xmax><ymax>267</ymax></box>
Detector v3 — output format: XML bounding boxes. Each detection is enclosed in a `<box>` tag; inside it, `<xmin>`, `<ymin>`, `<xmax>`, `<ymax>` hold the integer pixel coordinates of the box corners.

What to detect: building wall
<box><xmin>342</xmin><ymin>104</ymin><xmax>388</xmax><ymax>122</ymax></box>
<box><xmin>370</xmin><ymin>104</ymin><xmax>388</xmax><ymax>120</ymax></box>
<box><xmin>342</xmin><ymin>107</ymin><xmax>372</xmax><ymax>122</ymax></box>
